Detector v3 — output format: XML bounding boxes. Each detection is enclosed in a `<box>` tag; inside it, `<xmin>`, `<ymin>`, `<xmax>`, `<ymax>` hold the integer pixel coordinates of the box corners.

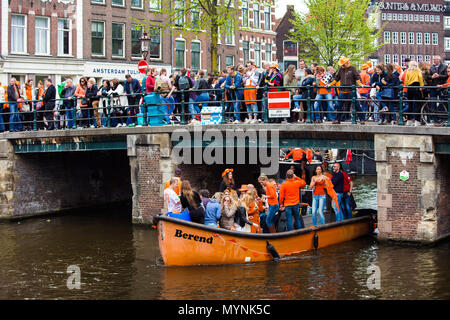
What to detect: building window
<box><xmin>226</xmin><ymin>55</ymin><xmax>234</xmax><ymax>66</ymax></box>
<box><xmin>416</xmin><ymin>32</ymin><xmax>422</xmax><ymax>45</ymax></box>
<box><xmin>191</xmin><ymin>41</ymin><xmax>201</xmax><ymax>70</ymax></box>
<box><xmin>414</xmin><ymin>14</ymin><xmax>419</xmax><ymax>21</ymax></box>
<box><xmin>174</xmin><ymin>0</ymin><xmax>185</xmax><ymax>26</ymax></box>
<box><xmin>420</xmin><ymin>15</ymin><xmax>424</xmax><ymax>22</ymax></box>
<box><xmin>175</xmin><ymin>40</ymin><xmax>185</xmax><ymax>68</ymax></box>
<box><xmin>254</xmin><ymin>42</ymin><xmax>261</xmax><ymax>67</ymax></box>
<box><xmin>445</xmin><ymin>38</ymin><xmax>450</xmax><ymax>52</ymax></box>
<box><xmin>225</xmin><ymin>20</ymin><xmax>234</xmax><ymax>45</ymax></box>
<box><xmin>264</xmin><ymin>6</ymin><xmax>271</xmax><ymax>31</ymax></box>
<box><xmin>409</xmin><ymin>14</ymin><xmax>413</xmax><ymax>21</ymax></box>
<box><xmin>400</xmin><ymin>32</ymin><xmax>406</xmax><ymax>44</ymax></box>
<box><xmin>283</xmin><ymin>41</ymin><xmax>297</xmax><ymax>57</ymax></box>
<box><xmin>417</xmin><ymin>55</ymin><xmax>423</xmax><ymax>63</ymax></box>
<box><xmin>131</xmin><ymin>0</ymin><xmax>143</xmax><ymax>9</ymax></box>
<box><xmin>393</xmin><ymin>13</ymin><xmax>397</xmax><ymax>21</ymax></box>
<box><xmin>425</xmin><ymin>55</ymin><xmax>431</xmax><ymax>63</ymax></box>
<box><xmin>445</xmin><ymin>16</ymin><xmax>450</xmax><ymax>29</ymax></box>
<box><xmin>403</xmin><ymin>14</ymin><xmax>407</xmax><ymax>21</ymax></box>
<box><xmin>387</xmin><ymin>13</ymin><xmax>392</xmax><ymax>21</ymax></box>
<box><xmin>150</xmin><ymin>28</ymin><xmax>161</xmax><ymax>59</ymax></box>
<box><xmin>91</xmin><ymin>0</ymin><xmax>105</xmax><ymax>3</ymax></box>
<box><xmin>425</xmin><ymin>33</ymin><xmax>430</xmax><ymax>45</ymax></box>
<box><xmin>435</xmin><ymin>15</ymin><xmax>440</xmax><ymax>23</ymax></box>
<box><xmin>11</xmin><ymin>14</ymin><xmax>26</xmax><ymax>53</ymax></box>
<box><xmin>242</xmin><ymin>1</ymin><xmax>249</xmax><ymax>28</ymax></box>
<box><xmin>408</xmin><ymin>32</ymin><xmax>414</xmax><ymax>45</ymax></box>
<box><xmin>57</xmin><ymin>18</ymin><xmax>71</xmax><ymax>56</ymax></box>
<box><xmin>112</xmin><ymin>23</ymin><xmax>125</xmax><ymax>57</ymax></box>
<box><xmin>430</xmin><ymin>15</ymin><xmax>434</xmax><ymax>22</ymax></box>
<box><xmin>398</xmin><ymin>14</ymin><xmax>402</xmax><ymax>21</ymax></box>
<box><xmin>432</xmin><ymin>33</ymin><xmax>438</xmax><ymax>45</ymax></box>
<box><xmin>384</xmin><ymin>31</ymin><xmax>390</xmax><ymax>44</ymax></box>
<box><xmin>149</xmin><ymin>0</ymin><xmax>161</xmax><ymax>11</ymax></box>
<box><xmin>409</xmin><ymin>55</ymin><xmax>415</xmax><ymax>62</ymax></box>
<box><xmin>384</xmin><ymin>54</ymin><xmax>390</xmax><ymax>64</ymax></box>
<box><xmin>243</xmin><ymin>41</ymin><xmax>249</xmax><ymax>64</ymax></box>
<box><xmin>112</xmin><ymin>0</ymin><xmax>124</xmax><ymax>6</ymax></box>
<box><xmin>381</xmin><ymin>13</ymin><xmax>386</xmax><ymax>20</ymax></box>
<box><xmin>191</xmin><ymin>1</ymin><xmax>200</xmax><ymax>30</ymax></box>
<box><xmin>392</xmin><ymin>32</ymin><xmax>398</xmax><ymax>44</ymax></box>
<box><xmin>392</xmin><ymin>54</ymin><xmax>399</xmax><ymax>65</ymax></box>
<box><xmin>35</xmin><ymin>17</ymin><xmax>50</xmax><ymax>55</ymax></box>
<box><xmin>131</xmin><ymin>25</ymin><xmax>142</xmax><ymax>57</ymax></box>
<box><xmin>401</xmin><ymin>54</ymin><xmax>407</xmax><ymax>67</ymax></box>
<box><xmin>91</xmin><ymin>21</ymin><xmax>104</xmax><ymax>56</ymax></box>
<box><xmin>425</xmin><ymin>15</ymin><xmax>429</xmax><ymax>22</ymax></box>
<box><xmin>253</xmin><ymin>4</ymin><xmax>260</xmax><ymax>29</ymax></box>
<box><xmin>265</xmin><ymin>43</ymin><xmax>272</xmax><ymax>62</ymax></box>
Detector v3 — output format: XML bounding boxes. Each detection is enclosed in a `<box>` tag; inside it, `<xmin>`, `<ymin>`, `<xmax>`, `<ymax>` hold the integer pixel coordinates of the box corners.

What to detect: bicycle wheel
<box><xmin>421</xmin><ymin>102</ymin><xmax>433</xmax><ymax>124</ymax></box>
<box><xmin>436</xmin><ymin>102</ymin><xmax>448</xmax><ymax>125</ymax></box>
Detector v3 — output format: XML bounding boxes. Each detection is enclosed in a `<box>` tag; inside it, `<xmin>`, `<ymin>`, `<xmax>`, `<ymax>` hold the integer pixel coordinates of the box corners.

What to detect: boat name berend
<box><xmin>174</xmin><ymin>229</ymin><xmax>214</xmax><ymax>244</ymax></box>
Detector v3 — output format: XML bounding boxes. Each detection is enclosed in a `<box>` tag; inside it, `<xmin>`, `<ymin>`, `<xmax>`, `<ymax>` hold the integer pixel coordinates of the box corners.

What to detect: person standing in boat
<box><xmin>180</xmin><ymin>180</ymin><xmax>205</xmax><ymax>224</ymax></box>
<box><xmin>205</xmin><ymin>192</ymin><xmax>222</xmax><ymax>227</ymax></box>
<box><xmin>331</xmin><ymin>163</ymin><xmax>345</xmax><ymax>222</ymax></box>
<box><xmin>164</xmin><ymin>168</ymin><xmax>182</xmax><ymax>196</ymax></box>
<box><xmin>309</xmin><ymin>166</ymin><xmax>330</xmax><ymax>226</ymax></box>
<box><xmin>279</xmin><ymin>170</ymin><xmax>307</xmax><ymax>230</ymax></box>
<box><xmin>240</xmin><ymin>193</ymin><xmax>262</xmax><ymax>233</ymax></box>
<box><xmin>220</xmin><ymin>195</ymin><xmax>238</xmax><ymax>230</ymax></box>
<box><xmin>220</xmin><ymin>169</ymin><xmax>238</xmax><ymax>194</ymax></box>
<box><xmin>258</xmin><ymin>175</ymin><xmax>279</xmax><ymax>233</ymax></box>
<box><xmin>164</xmin><ymin>178</ymin><xmax>182</xmax><ymax>214</ymax></box>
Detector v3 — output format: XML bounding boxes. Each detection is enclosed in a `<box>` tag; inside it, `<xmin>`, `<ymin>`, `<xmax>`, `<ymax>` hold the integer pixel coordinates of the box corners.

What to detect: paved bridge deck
<box><xmin>1</xmin><ymin>123</ymin><xmax>449</xmax><ymax>153</ymax></box>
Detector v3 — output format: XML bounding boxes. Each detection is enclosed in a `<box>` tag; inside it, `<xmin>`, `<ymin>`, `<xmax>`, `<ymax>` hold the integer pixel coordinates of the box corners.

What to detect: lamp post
<box><xmin>139</xmin><ymin>31</ymin><xmax>152</xmax><ymax>61</ymax></box>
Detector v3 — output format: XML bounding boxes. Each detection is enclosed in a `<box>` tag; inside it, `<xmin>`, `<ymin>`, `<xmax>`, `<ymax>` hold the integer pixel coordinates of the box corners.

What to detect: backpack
<box><xmin>275</xmin><ymin>210</ymin><xmax>287</xmax><ymax>232</ymax></box>
<box><xmin>155</xmin><ymin>78</ymin><xmax>170</xmax><ymax>97</ymax></box>
<box><xmin>178</xmin><ymin>76</ymin><xmax>190</xmax><ymax>90</ymax></box>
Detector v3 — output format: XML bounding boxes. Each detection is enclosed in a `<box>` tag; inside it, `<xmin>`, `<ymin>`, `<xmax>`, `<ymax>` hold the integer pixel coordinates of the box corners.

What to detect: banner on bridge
<box><xmin>268</xmin><ymin>91</ymin><xmax>291</xmax><ymax>118</ymax></box>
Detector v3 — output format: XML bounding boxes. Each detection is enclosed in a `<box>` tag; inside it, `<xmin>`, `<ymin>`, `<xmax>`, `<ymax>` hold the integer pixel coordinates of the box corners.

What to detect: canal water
<box><xmin>1</xmin><ymin>176</ymin><xmax>449</xmax><ymax>300</ymax></box>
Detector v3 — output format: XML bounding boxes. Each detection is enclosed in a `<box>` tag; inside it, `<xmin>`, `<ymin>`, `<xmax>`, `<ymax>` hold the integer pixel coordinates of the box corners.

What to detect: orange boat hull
<box><xmin>154</xmin><ymin>215</ymin><xmax>372</xmax><ymax>266</ymax></box>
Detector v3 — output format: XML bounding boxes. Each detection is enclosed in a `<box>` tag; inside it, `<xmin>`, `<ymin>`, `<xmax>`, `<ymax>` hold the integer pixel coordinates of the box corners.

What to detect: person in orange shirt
<box><xmin>163</xmin><ymin>168</ymin><xmax>182</xmax><ymax>196</ymax></box>
<box><xmin>312</xmin><ymin>66</ymin><xmax>334</xmax><ymax>123</ymax></box>
<box><xmin>309</xmin><ymin>165</ymin><xmax>331</xmax><ymax>226</ymax></box>
<box><xmin>240</xmin><ymin>191</ymin><xmax>262</xmax><ymax>233</ymax></box>
<box><xmin>258</xmin><ymin>175</ymin><xmax>279</xmax><ymax>233</ymax></box>
<box><xmin>279</xmin><ymin>170</ymin><xmax>307</xmax><ymax>230</ymax></box>
<box><xmin>359</xmin><ymin>64</ymin><xmax>371</xmax><ymax>118</ymax></box>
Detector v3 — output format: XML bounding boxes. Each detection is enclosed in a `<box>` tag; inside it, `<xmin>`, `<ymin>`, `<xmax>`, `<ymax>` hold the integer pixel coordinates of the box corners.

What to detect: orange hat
<box><xmin>366</xmin><ymin>61</ymin><xmax>373</xmax><ymax>67</ymax></box>
<box><xmin>361</xmin><ymin>64</ymin><xmax>369</xmax><ymax>70</ymax></box>
<box><xmin>338</xmin><ymin>57</ymin><xmax>350</xmax><ymax>66</ymax></box>
<box><xmin>222</xmin><ymin>168</ymin><xmax>233</xmax><ymax>177</ymax></box>
<box><xmin>239</xmin><ymin>184</ymin><xmax>249</xmax><ymax>192</ymax></box>
<box><xmin>394</xmin><ymin>64</ymin><xmax>402</xmax><ymax>73</ymax></box>
<box><xmin>271</xmin><ymin>63</ymin><xmax>280</xmax><ymax>70</ymax></box>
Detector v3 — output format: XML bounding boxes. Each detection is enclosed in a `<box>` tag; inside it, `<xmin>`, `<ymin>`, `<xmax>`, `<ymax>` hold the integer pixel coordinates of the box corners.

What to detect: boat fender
<box><xmin>266</xmin><ymin>241</ymin><xmax>280</xmax><ymax>262</ymax></box>
<box><xmin>313</xmin><ymin>232</ymin><xmax>319</xmax><ymax>249</ymax></box>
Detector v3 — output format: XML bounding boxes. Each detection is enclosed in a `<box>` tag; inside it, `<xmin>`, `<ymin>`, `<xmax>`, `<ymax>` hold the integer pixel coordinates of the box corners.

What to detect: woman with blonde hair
<box><xmin>240</xmin><ymin>193</ymin><xmax>262</xmax><ymax>233</ymax></box>
<box><xmin>180</xmin><ymin>180</ymin><xmax>205</xmax><ymax>224</ymax></box>
<box><xmin>404</xmin><ymin>61</ymin><xmax>424</xmax><ymax>126</ymax></box>
<box><xmin>220</xmin><ymin>194</ymin><xmax>238</xmax><ymax>230</ymax></box>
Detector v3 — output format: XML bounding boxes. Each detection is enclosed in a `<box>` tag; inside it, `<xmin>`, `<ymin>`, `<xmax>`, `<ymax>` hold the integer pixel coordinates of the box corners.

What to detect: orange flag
<box><xmin>324</xmin><ymin>178</ymin><xmax>340</xmax><ymax>212</ymax></box>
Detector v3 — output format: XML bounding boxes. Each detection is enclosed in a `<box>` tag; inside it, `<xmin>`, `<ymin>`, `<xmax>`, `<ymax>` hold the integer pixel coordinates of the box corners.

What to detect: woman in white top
<box><xmin>108</xmin><ymin>78</ymin><xmax>128</xmax><ymax>127</ymax></box>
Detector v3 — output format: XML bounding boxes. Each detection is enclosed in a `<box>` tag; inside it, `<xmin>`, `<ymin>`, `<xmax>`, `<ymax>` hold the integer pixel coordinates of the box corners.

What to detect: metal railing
<box><xmin>0</xmin><ymin>84</ymin><xmax>449</xmax><ymax>132</ymax></box>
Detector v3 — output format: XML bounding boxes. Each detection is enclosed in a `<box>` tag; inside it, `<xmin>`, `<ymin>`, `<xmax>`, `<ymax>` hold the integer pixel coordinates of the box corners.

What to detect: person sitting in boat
<box><xmin>219</xmin><ymin>194</ymin><xmax>238</xmax><ymax>230</ymax></box>
<box><xmin>279</xmin><ymin>170</ymin><xmax>307</xmax><ymax>230</ymax></box>
<box><xmin>199</xmin><ymin>189</ymin><xmax>211</xmax><ymax>209</ymax></box>
<box><xmin>164</xmin><ymin>177</ymin><xmax>182</xmax><ymax>214</ymax></box>
<box><xmin>258</xmin><ymin>175</ymin><xmax>279</xmax><ymax>233</ymax></box>
<box><xmin>240</xmin><ymin>193</ymin><xmax>262</xmax><ymax>233</ymax></box>
<box><xmin>164</xmin><ymin>168</ymin><xmax>182</xmax><ymax>196</ymax></box>
<box><xmin>219</xmin><ymin>169</ymin><xmax>238</xmax><ymax>194</ymax></box>
<box><xmin>309</xmin><ymin>166</ymin><xmax>330</xmax><ymax>226</ymax></box>
<box><xmin>180</xmin><ymin>180</ymin><xmax>205</xmax><ymax>224</ymax></box>
<box><xmin>238</xmin><ymin>184</ymin><xmax>249</xmax><ymax>200</ymax></box>
<box><xmin>204</xmin><ymin>192</ymin><xmax>222</xmax><ymax>228</ymax></box>
<box><xmin>234</xmin><ymin>202</ymin><xmax>259</xmax><ymax>232</ymax></box>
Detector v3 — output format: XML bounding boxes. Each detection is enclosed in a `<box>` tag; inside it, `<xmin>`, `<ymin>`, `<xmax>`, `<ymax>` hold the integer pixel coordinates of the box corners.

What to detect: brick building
<box><xmin>368</xmin><ymin>0</ymin><xmax>449</xmax><ymax>67</ymax></box>
<box><xmin>275</xmin><ymin>5</ymin><xmax>297</xmax><ymax>72</ymax></box>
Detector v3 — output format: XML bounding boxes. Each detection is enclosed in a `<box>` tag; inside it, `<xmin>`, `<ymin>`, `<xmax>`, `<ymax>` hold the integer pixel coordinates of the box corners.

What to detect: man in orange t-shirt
<box><xmin>163</xmin><ymin>168</ymin><xmax>182</xmax><ymax>196</ymax></box>
<box><xmin>279</xmin><ymin>170</ymin><xmax>307</xmax><ymax>230</ymax></box>
<box><xmin>258</xmin><ymin>175</ymin><xmax>279</xmax><ymax>233</ymax></box>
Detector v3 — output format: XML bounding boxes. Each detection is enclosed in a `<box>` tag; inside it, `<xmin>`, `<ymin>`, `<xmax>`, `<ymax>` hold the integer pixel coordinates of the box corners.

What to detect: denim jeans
<box><xmin>246</xmin><ymin>103</ymin><xmax>258</xmax><ymax>117</ymax></box>
<box><xmin>337</xmin><ymin>92</ymin><xmax>365</xmax><ymax>121</ymax></box>
<box><xmin>162</xmin><ymin>96</ymin><xmax>175</xmax><ymax>123</ymax></box>
<box><xmin>360</xmin><ymin>93</ymin><xmax>369</xmax><ymax>117</ymax></box>
<box><xmin>233</xmin><ymin>101</ymin><xmax>241</xmax><ymax>121</ymax></box>
<box><xmin>0</xmin><ymin>103</ymin><xmax>4</xmax><ymax>132</ymax></box>
<box><xmin>9</xmin><ymin>102</ymin><xmax>22</xmax><ymax>131</ymax></box>
<box><xmin>293</xmin><ymin>94</ymin><xmax>303</xmax><ymax>109</ymax></box>
<box><xmin>284</xmin><ymin>203</ymin><xmax>304</xmax><ymax>230</ymax></box>
<box><xmin>312</xmin><ymin>194</ymin><xmax>326</xmax><ymax>226</ymax></box>
<box><xmin>266</xmin><ymin>204</ymin><xmax>279</xmax><ymax>227</ymax></box>
<box><xmin>65</xmin><ymin>103</ymin><xmax>75</xmax><ymax>128</ymax></box>
<box><xmin>188</xmin><ymin>98</ymin><xmax>201</xmax><ymax>119</ymax></box>
<box><xmin>332</xmin><ymin>193</ymin><xmax>344</xmax><ymax>222</ymax></box>
<box><xmin>343</xmin><ymin>193</ymin><xmax>353</xmax><ymax>220</ymax></box>
<box><xmin>314</xmin><ymin>93</ymin><xmax>334</xmax><ymax>121</ymax></box>
<box><xmin>376</xmin><ymin>91</ymin><xmax>397</xmax><ymax>121</ymax></box>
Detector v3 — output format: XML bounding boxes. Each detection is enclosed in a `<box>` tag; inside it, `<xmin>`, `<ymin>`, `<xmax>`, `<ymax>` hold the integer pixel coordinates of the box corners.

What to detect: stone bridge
<box><xmin>0</xmin><ymin>123</ymin><xmax>449</xmax><ymax>243</ymax></box>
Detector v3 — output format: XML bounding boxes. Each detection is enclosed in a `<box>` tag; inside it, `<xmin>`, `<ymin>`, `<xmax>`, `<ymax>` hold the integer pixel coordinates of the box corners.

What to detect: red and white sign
<box><xmin>268</xmin><ymin>91</ymin><xmax>291</xmax><ymax>118</ymax></box>
<box><xmin>138</xmin><ymin>60</ymin><xmax>149</xmax><ymax>74</ymax></box>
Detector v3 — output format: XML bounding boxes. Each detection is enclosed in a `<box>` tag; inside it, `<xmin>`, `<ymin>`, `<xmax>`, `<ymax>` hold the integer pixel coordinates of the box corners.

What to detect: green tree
<box><xmin>289</xmin><ymin>0</ymin><xmax>384</xmax><ymax>68</ymax></box>
<box><xmin>134</xmin><ymin>0</ymin><xmax>272</xmax><ymax>73</ymax></box>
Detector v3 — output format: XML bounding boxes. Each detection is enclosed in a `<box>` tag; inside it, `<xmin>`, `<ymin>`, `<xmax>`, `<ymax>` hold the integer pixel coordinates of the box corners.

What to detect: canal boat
<box><xmin>153</xmin><ymin>214</ymin><xmax>375</xmax><ymax>266</ymax></box>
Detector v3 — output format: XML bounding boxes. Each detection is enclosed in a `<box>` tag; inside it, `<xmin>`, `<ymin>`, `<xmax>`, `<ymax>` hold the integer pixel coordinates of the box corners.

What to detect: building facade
<box><xmin>275</xmin><ymin>5</ymin><xmax>298</xmax><ymax>72</ymax></box>
<box><xmin>369</xmin><ymin>0</ymin><xmax>448</xmax><ymax>67</ymax></box>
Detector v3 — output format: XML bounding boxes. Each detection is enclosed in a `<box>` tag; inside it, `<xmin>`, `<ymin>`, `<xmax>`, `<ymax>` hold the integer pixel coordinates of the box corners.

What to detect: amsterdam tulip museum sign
<box><xmin>370</xmin><ymin>2</ymin><xmax>446</xmax><ymax>12</ymax></box>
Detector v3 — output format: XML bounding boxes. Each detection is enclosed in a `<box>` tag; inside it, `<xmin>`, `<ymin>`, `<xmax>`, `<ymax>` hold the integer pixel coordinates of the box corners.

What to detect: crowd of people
<box><xmin>163</xmin><ymin>158</ymin><xmax>356</xmax><ymax>233</ymax></box>
<box><xmin>1</xmin><ymin>55</ymin><xmax>448</xmax><ymax>132</ymax></box>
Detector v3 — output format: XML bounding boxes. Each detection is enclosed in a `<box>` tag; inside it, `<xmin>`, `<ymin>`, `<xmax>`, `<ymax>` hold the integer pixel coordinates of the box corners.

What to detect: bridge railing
<box><xmin>0</xmin><ymin>84</ymin><xmax>449</xmax><ymax>131</ymax></box>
